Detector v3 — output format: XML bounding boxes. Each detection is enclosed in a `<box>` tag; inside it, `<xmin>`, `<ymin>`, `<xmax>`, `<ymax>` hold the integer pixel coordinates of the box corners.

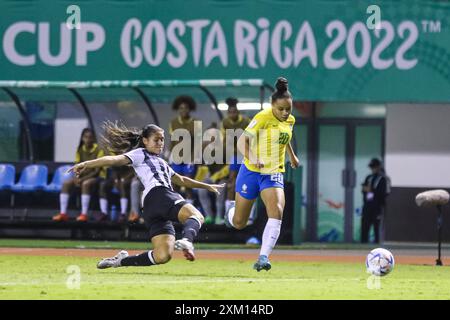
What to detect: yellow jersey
<box><xmin>75</xmin><ymin>143</ymin><xmax>107</xmax><ymax>178</ymax></box>
<box><xmin>243</xmin><ymin>107</ymin><xmax>295</xmax><ymax>174</ymax></box>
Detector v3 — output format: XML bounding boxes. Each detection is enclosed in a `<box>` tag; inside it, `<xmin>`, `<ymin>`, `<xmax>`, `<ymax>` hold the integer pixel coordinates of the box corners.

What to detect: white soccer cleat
<box><xmin>97</xmin><ymin>250</ymin><xmax>129</xmax><ymax>269</ymax></box>
<box><xmin>174</xmin><ymin>239</ymin><xmax>196</xmax><ymax>261</ymax></box>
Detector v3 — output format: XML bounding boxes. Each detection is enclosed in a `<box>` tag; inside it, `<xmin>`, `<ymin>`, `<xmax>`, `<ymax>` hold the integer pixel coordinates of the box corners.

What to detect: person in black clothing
<box><xmin>361</xmin><ymin>158</ymin><xmax>390</xmax><ymax>243</ymax></box>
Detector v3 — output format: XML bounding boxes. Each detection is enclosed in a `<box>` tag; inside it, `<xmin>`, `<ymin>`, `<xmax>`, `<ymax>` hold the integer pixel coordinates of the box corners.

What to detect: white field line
<box><xmin>1</xmin><ymin>277</ymin><xmax>447</xmax><ymax>287</ymax></box>
<box><xmin>0</xmin><ymin>277</ymin><xmax>367</xmax><ymax>286</ymax></box>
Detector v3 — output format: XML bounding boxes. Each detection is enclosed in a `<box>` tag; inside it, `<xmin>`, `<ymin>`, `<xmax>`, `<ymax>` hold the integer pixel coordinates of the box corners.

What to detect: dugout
<box><xmin>0</xmin><ymin>79</ymin><xmax>303</xmax><ymax>244</ymax></box>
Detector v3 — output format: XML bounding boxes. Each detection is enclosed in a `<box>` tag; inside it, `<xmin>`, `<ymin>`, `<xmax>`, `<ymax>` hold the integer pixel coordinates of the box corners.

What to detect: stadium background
<box><xmin>0</xmin><ymin>0</ymin><xmax>449</xmax><ymax>244</ymax></box>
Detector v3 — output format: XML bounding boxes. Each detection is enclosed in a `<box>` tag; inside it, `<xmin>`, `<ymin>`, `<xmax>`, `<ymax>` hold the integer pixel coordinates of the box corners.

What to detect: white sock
<box><xmin>260</xmin><ymin>218</ymin><xmax>282</xmax><ymax>257</ymax></box>
<box><xmin>100</xmin><ymin>198</ymin><xmax>108</xmax><ymax>215</ymax></box>
<box><xmin>227</xmin><ymin>207</ymin><xmax>236</xmax><ymax>228</ymax></box>
<box><xmin>225</xmin><ymin>200</ymin><xmax>235</xmax><ymax>214</ymax></box>
<box><xmin>120</xmin><ymin>198</ymin><xmax>128</xmax><ymax>214</ymax></box>
<box><xmin>81</xmin><ymin>194</ymin><xmax>91</xmax><ymax>215</ymax></box>
<box><xmin>60</xmin><ymin>193</ymin><xmax>69</xmax><ymax>214</ymax></box>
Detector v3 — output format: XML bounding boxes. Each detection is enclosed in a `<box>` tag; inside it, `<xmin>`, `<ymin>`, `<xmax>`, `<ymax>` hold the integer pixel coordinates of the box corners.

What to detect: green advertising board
<box><xmin>0</xmin><ymin>0</ymin><xmax>449</xmax><ymax>102</ymax></box>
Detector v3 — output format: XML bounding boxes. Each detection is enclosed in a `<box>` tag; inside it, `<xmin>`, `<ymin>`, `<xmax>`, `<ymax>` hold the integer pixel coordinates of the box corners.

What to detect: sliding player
<box><xmin>69</xmin><ymin>122</ymin><xmax>224</xmax><ymax>269</ymax></box>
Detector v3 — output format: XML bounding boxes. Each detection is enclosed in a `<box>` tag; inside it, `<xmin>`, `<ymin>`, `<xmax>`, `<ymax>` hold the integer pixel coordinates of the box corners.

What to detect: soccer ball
<box><xmin>366</xmin><ymin>248</ymin><xmax>395</xmax><ymax>276</ymax></box>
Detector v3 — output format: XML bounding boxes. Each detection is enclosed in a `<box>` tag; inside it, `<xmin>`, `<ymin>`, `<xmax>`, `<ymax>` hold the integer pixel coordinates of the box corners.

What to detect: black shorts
<box><xmin>142</xmin><ymin>186</ymin><xmax>188</xmax><ymax>239</ymax></box>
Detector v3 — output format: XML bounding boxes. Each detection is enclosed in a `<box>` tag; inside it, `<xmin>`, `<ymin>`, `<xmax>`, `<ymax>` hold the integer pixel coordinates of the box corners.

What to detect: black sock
<box><xmin>120</xmin><ymin>251</ymin><xmax>156</xmax><ymax>266</ymax></box>
<box><xmin>182</xmin><ymin>218</ymin><xmax>202</xmax><ymax>242</ymax></box>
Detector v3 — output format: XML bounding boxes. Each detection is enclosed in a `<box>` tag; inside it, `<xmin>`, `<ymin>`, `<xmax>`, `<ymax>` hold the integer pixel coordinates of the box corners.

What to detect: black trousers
<box><xmin>361</xmin><ymin>207</ymin><xmax>383</xmax><ymax>243</ymax></box>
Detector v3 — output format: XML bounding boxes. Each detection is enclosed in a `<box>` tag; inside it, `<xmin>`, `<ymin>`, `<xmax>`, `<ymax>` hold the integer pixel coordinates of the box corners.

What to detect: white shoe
<box><xmin>97</xmin><ymin>250</ymin><xmax>129</xmax><ymax>269</ymax></box>
<box><xmin>225</xmin><ymin>200</ymin><xmax>236</xmax><ymax>214</ymax></box>
<box><xmin>175</xmin><ymin>239</ymin><xmax>195</xmax><ymax>261</ymax></box>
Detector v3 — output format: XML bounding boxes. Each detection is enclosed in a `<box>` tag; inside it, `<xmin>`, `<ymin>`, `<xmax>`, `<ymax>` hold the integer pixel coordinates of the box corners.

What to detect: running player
<box><xmin>68</xmin><ymin>122</ymin><xmax>225</xmax><ymax>269</ymax></box>
<box><xmin>224</xmin><ymin>77</ymin><xmax>300</xmax><ymax>271</ymax></box>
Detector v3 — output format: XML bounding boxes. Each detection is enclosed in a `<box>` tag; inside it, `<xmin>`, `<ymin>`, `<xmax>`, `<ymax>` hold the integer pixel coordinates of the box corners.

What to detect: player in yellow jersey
<box><xmin>224</xmin><ymin>77</ymin><xmax>300</xmax><ymax>271</ymax></box>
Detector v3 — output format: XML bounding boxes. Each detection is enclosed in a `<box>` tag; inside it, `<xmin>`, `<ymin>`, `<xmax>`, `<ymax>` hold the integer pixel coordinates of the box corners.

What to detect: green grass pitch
<box><xmin>1</xmin><ymin>253</ymin><xmax>450</xmax><ymax>299</ymax></box>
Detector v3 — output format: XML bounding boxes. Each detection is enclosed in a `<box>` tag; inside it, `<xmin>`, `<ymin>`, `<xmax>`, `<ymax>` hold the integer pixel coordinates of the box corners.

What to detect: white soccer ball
<box><xmin>366</xmin><ymin>248</ymin><xmax>395</xmax><ymax>276</ymax></box>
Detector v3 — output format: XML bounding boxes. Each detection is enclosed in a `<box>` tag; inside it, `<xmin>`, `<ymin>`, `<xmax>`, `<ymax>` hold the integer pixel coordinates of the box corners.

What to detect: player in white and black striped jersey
<box><xmin>69</xmin><ymin>122</ymin><xmax>225</xmax><ymax>269</ymax></box>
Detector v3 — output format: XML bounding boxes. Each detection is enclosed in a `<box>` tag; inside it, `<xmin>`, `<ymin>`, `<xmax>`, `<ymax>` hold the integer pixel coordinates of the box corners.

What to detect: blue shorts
<box><xmin>229</xmin><ymin>155</ymin><xmax>243</xmax><ymax>172</ymax></box>
<box><xmin>170</xmin><ymin>163</ymin><xmax>196</xmax><ymax>177</ymax></box>
<box><xmin>235</xmin><ymin>164</ymin><xmax>284</xmax><ymax>200</ymax></box>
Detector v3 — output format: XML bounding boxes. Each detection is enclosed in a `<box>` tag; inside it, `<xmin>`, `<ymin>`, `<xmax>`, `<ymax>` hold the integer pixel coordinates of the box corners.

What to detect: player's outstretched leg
<box><xmin>97</xmin><ymin>235</ymin><xmax>175</xmax><ymax>269</ymax></box>
<box><xmin>97</xmin><ymin>250</ymin><xmax>129</xmax><ymax>269</ymax></box>
<box><xmin>254</xmin><ymin>188</ymin><xmax>285</xmax><ymax>272</ymax></box>
<box><xmin>176</xmin><ymin>203</ymin><xmax>204</xmax><ymax>261</ymax></box>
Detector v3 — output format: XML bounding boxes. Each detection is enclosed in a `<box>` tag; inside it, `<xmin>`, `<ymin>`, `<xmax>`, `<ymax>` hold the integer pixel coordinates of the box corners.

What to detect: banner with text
<box><xmin>0</xmin><ymin>0</ymin><xmax>449</xmax><ymax>101</ymax></box>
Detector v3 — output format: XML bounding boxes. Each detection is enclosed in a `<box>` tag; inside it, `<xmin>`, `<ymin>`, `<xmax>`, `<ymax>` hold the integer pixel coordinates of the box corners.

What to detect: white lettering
<box><xmin>271</xmin><ymin>20</ymin><xmax>292</xmax><ymax>68</ymax></box>
<box><xmin>395</xmin><ymin>21</ymin><xmax>418</xmax><ymax>70</ymax></box>
<box><xmin>346</xmin><ymin>22</ymin><xmax>371</xmax><ymax>68</ymax></box>
<box><xmin>323</xmin><ymin>20</ymin><xmax>347</xmax><ymax>69</ymax></box>
<box><xmin>257</xmin><ymin>18</ymin><xmax>270</xmax><ymax>67</ymax></box>
<box><xmin>121</xmin><ymin>19</ymin><xmax>143</xmax><ymax>68</ymax></box>
<box><xmin>294</xmin><ymin>21</ymin><xmax>317</xmax><ymax>67</ymax></box>
<box><xmin>167</xmin><ymin>20</ymin><xmax>187</xmax><ymax>68</ymax></box>
<box><xmin>75</xmin><ymin>23</ymin><xmax>105</xmax><ymax>65</ymax></box>
<box><xmin>234</xmin><ymin>20</ymin><xmax>258</xmax><ymax>68</ymax></box>
<box><xmin>142</xmin><ymin>20</ymin><xmax>166</xmax><ymax>66</ymax></box>
<box><xmin>186</xmin><ymin>20</ymin><xmax>210</xmax><ymax>66</ymax></box>
<box><xmin>204</xmin><ymin>21</ymin><xmax>228</xmax><ymax>66</ymax></box>
<box><xmin>38</xmin><ymin>23</ymin><xmax>71</xmax><ymax>66</ymax></box>
<box><xmin>3</xmin><ymin>22</ymin><xmax>36</xmax><ymax>66</ymax></box>
<box><xmin>371</xmin><ymin>21</ymin><xmax>394</xmax><ymax>69</ymax></box>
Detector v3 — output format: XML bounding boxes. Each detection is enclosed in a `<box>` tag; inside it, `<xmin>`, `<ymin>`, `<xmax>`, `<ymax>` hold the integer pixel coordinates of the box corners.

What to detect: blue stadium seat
<box><xmin>45</xmin><ymin>165</ymin><xmax>73</xmax><ymax>192</ymax></box>
<box><xmin>0</xmin><ymin>164</ymin><xmax>15</xmax><ymax>190</ymax></box>
<box><xmin>11</xmin><ymin>164</ymin><xmax>48</xmax><ymax>192</ymax></box>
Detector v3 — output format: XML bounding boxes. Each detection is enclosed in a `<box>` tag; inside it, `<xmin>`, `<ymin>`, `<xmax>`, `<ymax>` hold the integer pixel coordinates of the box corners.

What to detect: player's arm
<box><xmin>237</xmin><ymin>130</ymin><xmax>264</xmax><ymax>169</ymax></box>
<box><xmin>171</xmin><ymin>173</ymin><xmax>225</xmax><ymax>195</ymax></box>
<box><xmin>77</xmin><ymin>167</ymin><xmax>101</xmax><ymax>181</ymax></box>
<box><xmin>72</xmin><ymin>149</ymin><xmax>101</xmax><ymax>181</ymax></box>
<box><xmin>69</xmin><ymin>155</ymin><xmax>130</xmax><ymax>177</ymax></box>
<box><xmin>287</xmin><ymin>142</ymin><xmax>300</xmax><ymax>168</ymax></box>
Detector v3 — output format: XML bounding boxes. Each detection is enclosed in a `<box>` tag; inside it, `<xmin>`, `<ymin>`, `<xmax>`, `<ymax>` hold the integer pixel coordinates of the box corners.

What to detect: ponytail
<box><xmin>271</xmin><ymin>77</ymin><xmax>292</xmax><ymax>102</ymax></box>
<box><xmin>101</xmin><ymin>121</ymin><xmax>164</xmax><ymax>154</ymax></box>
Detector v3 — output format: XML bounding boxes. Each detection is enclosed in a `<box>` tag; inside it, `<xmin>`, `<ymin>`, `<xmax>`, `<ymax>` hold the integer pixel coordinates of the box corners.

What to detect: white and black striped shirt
<box><xmin>124</xmin><ymin>148</ymin><xmax>175</xmax><ymax>204</ymax></box>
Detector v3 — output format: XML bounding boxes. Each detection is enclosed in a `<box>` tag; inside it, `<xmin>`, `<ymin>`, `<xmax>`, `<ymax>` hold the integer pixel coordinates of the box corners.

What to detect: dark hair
<box><xmin>225</xmin><ymin>97</ymin><xmax>239</xmax><ymax>108</ymax></box>
<box><xmin>271</xmin><ymin>77</ymin><xmax>292</xmax><ymax>102</ymax></box>
<box><xmin>101</xmin><ymin>121</ymin><xmax>164</xmax><ymax>154</ymax></box>
<box><xmin>172</xmin><ymin>95</ymin><xmax>197</xmax><ymax>111</ymax></box>
<box><xmin>368</xmin><ymin>158</ymin><xmax>382</xmax><ymax>168</ymax></box>
<box><xmin>77</xmin><ymin>128</ymin><xmax>95</xmax><ymax>152</ymax></box>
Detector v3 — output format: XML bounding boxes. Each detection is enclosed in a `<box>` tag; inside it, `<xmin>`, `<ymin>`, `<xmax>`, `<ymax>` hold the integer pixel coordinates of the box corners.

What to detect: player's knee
<box><xmin>192</xmin><ymin>211</ymin><xmax>204</xmax><ymax>224</ymax></box>
<box><xmin>153</xmin><ymin>251</ymin><xmax>172</xmax><ymax>264</ymax></box>
<box><xmin>63</xmin><ymin>180</ymin><xmax>72</xmax><ymax>187</ymax></box>
<box><xmin>81</xmin><ymin>181</ymin><xmax>92</xmax><ymax>189</ymax></box>
<box><xmin>233</xmin><ymin>217</ymin><xmax>247</xmax><ymax>230</ymax></box>
<box><xmin>62</xmin><ymin>180</ymin><xmax>73</xmax><ymax>191</ymax></box>
<box><xmin>270</xmin><ymin>204</ymin><xmax>284</xmax><ymax>218</ymax></box>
